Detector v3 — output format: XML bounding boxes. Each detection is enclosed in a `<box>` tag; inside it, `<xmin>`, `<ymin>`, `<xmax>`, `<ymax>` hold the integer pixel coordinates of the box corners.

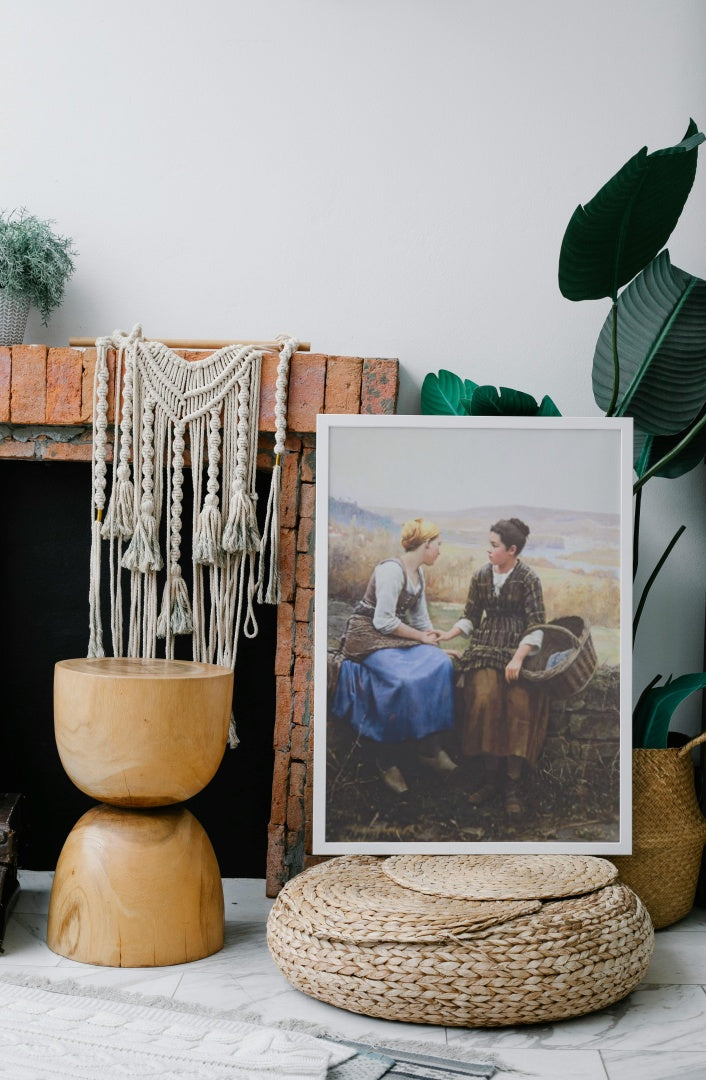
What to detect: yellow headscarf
<box><xmin>400</xmin><ymin>517</ymin><xmax>440</xmax><ymax>551</ymax></box>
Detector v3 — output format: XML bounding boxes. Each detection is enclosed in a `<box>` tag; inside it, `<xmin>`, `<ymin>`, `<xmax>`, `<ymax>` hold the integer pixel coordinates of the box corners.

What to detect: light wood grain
<box><xmin>47</xmin><ymin>805</ymin><xmax>224</xmax><ymax>966</ymax></box>
<box><xmin>54</xmin><ymin>658</ymin><xmax>233</xmax><ymax>806</ymax></box>
<box><xmin>68</xmin><ymin>337</ymin><xmax>311</xmax><ymax>351</ymax></box>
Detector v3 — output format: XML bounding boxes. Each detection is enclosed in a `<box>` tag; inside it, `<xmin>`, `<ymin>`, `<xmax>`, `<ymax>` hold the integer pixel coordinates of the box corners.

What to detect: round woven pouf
<box><xmin>267</xmin><ymin>855</ymin><xmax>654</xmax><ymax>1027</ymax></box>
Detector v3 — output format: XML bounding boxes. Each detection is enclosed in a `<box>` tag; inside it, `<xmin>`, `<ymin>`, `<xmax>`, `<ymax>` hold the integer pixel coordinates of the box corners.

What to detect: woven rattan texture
<box><xmin>275</xmin><ymin>856</ymin><xmax>541</xmax><ymax>943</ymax></box>
<box><xmin>267</xmin><ymin>858</ymin><xmax>653</xmax><ymax>1027</ymax></box>
<box><xmin>382</xmin><ymin>853</ymin><xmax>618</xmax><ymax>900</ymax></box>
<box><xmin>611</xmin><ymin>742</ymin><xmax>706</xmax><ymax>929</ymax></box>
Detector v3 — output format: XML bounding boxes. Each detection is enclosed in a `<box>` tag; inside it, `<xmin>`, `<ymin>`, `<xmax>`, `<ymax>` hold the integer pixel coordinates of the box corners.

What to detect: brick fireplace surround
<box><xmin>0</xmin><ymin>344</ymin><xmax>399</xmax><ymax>896</ymax></box>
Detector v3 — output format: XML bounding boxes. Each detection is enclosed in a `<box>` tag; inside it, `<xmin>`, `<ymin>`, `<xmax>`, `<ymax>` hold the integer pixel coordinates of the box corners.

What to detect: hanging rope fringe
<box><xmin>194</xmin><ymin>406</ymin><xmax>224</xmax><ymax>566</ymax></box>
<box><xmin>87</xmin><ymin>326</ymin><xmax>296</xmax><ymax>747</ymax></box>
<box><xmin>257</xmin><ymin>334</ymin><xmax>297</xmax><ymax>604</ymax></box>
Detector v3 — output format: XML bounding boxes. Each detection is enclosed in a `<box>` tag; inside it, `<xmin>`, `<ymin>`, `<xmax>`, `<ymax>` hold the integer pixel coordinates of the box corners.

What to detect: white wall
<box><xmin>3</xmin><ymin>0</ymin><xmax>705</xmax><ymax>726</ymax></box>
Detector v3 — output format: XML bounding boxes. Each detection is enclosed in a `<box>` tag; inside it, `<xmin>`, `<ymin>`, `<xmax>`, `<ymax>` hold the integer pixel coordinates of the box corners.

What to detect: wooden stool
<box><xmin>47</xmin><ymin>658</ymin><xmax>233</xmax><ymax>967</ymax></box>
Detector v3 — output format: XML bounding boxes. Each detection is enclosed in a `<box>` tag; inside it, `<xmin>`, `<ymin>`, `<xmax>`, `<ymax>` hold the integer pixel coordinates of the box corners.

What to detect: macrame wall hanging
<box><xmin>88</xmin><ymin>325</ymin><xmax>297</xmax><ymax>745</ymax></box>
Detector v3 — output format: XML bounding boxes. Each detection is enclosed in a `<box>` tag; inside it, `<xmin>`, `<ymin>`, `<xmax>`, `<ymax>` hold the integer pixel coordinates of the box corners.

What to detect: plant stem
<box><xmin>633</xmin><ymin>410</ymin><xmax>706</xmax><ymax>492</ymax></box>
<box><xmin>606</xmin><ymin>302</ymin><xmax>619</xmax><ymax>417</ymax></box>
<box><xmin>633</xmin><ymin>487</ymin><xmax>642</xmax><ymax>581</ymax></box>
<box><xmin>633</xmin><ymin>525</ymin><xmax>686</xmax><ymax>643</ymax></box>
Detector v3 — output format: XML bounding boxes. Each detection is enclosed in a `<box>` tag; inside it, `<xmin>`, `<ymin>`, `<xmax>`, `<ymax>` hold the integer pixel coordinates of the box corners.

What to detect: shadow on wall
<box><xmin>0</xmin><ymin>460</ymin><xmax>276</xmax><ymax>876</ymax></box>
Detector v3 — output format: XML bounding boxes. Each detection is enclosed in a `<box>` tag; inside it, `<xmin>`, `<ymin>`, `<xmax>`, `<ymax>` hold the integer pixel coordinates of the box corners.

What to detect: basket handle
<box><xmin>677</xmin><ymin>730</ymin><xmax>706</xmax><ymax>757</ymax></box>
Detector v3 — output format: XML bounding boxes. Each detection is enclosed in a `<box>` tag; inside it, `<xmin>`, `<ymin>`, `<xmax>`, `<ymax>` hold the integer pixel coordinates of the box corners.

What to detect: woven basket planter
<box><xmin>521</xmin><ymin>615</ymin><xmax>598</xmax><ymax>699</ymax></box>
<box><xmin>0</xmin><ymin>290</ymin><xmax>30</xmax><ymax>346</ymax></box>
<box><xmin>267</xmin><ymin>854</ymin><xmax>653</xmax><ymax>1027</ymax></box>
<box><xmin>610</xmin><ymin>732</ymin><xmax>706</xmax><ymax>930</ymax></box>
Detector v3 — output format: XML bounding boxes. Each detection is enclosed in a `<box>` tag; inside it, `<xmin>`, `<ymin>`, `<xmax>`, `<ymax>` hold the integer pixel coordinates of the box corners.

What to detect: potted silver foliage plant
<box><xmin>0</xmin><ymin>209</ymin><xmax>76</xmax><ymax>345</ymax></box>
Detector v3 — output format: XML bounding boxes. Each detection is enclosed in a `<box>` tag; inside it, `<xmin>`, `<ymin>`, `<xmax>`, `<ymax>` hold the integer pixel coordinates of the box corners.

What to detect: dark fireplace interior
<box><xmin>0</xmin><ymin>459</ymin><xmax>276</xmax><ymax>877</ymax></box>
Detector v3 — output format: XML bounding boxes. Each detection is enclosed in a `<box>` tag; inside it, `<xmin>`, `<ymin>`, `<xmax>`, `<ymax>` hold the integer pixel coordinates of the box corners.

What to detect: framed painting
<box><xmin>312</xmin><ymin>415</ymin><xmax>633</xmax><ymax>855</ymax></box>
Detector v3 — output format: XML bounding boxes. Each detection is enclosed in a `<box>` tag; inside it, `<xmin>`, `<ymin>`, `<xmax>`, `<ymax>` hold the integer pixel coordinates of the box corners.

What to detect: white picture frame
<box><xmin>313</xmin><ymin>415</ymin><xmax>633</xmax><ymax>855</ymax></box>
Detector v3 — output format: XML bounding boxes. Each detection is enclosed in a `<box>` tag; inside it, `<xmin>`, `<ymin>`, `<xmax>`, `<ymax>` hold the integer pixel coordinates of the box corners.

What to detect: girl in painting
<box><xmin>331</xmin><ymin>518</ymin><xmax>457</xmax><ymax>794</ymax></box>
<box><xmin>438</xmin><ymin>517</ymin><xmax>547</xmax><ymax>818</ymax></box>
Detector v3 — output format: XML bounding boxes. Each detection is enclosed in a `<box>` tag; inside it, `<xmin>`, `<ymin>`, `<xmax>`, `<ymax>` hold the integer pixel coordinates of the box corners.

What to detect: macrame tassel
<box><xmin>157</xmin><ymin>569</ymin><xmax>194</xmax><ymax>637</ymax></box>
<box><xmin>222</xmin><ymin>488</ymin><xmax>261</xmax><ymax>554</ymax></box>
<box><xmin>101</xmin><ymin>468</ymin><xmax>135</xmax><ymax>540</ymax></box>
<box><xmin>257</xmin><ymin>461</ymin><xmax>282</xmax><ymax>604</ymax></box>
<box><xmin>228</xmin><ymin>711</ymin><xmax>240</xmax><ymax>749</ymax></box>
<box><xmin>122</xmin><ymin>498</ymin><xmax>163</xmax><ymax>573</ymax></box>
<box><xmin>87</xmin><ymin>518</ymin><xmax>105</xmax><ymax>657</ymax></box>
<box><xmin>194</xmin><ymin>494</ymin><xmax>224</xmax><ymax>566</ymax></box>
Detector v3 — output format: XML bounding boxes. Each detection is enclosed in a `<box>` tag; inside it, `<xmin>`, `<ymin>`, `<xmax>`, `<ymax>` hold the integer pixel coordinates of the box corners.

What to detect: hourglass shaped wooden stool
<box><xmin>47</xmin><ymin>658</ymin><xmax>233</xmax><ymax>967</ymax></box>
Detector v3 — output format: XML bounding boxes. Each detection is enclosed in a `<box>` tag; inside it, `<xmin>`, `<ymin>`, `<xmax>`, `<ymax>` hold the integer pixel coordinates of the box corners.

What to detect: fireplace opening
<box><xmin>0</xmin><ymin>458</ymin><xmax>276</xmax><ymax>877</ymax></box>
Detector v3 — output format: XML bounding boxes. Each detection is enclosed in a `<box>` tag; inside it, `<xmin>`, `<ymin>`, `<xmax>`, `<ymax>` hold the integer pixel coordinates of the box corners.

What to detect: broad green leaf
<box><xmin>633</xmin><ymin>672</ymin><xmax>706</xmax><ymax>748</ymax></box>
<box><xmin>538</xmin><ymin>395</ymin><xmax>562</xmax><ymax>417</ymax></box>
<box><xmin>634</xmin><ymin>406</ymin><xmax>706</xmax><ymax>479</ymax></box>
<box><xmin>421</xmin><ymin>370</ymin><xmax>477</xmax><ymax>414</ymax></box>
<box><xmin>592</xmin><ymin>251</ymin><xmax>706</xmax><ymax>434</ymax></box>
<box><xmin>559</xmin><ymin>120</ymin><xmax>704</xmax><ymax>301</ymax></box>
<box><xmin>470</xmin><ymin>385</ymin><xmax>562</xmax><ymax>417</ymax></box>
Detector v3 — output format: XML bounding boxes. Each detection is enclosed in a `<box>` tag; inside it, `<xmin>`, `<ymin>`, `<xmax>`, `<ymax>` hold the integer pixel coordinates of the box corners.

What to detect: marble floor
<box><xmin>2</xmin><ymin>871</ymin><xmax>706</xmax><ymax>1080</ymax></box>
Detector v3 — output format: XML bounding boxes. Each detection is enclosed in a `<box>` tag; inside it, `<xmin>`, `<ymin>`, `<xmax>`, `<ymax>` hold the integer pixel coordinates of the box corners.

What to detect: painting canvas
<box><xmin>313</xmin><ymin>415</ymin><xmax>633</xmax><ymax>854</ymax></box>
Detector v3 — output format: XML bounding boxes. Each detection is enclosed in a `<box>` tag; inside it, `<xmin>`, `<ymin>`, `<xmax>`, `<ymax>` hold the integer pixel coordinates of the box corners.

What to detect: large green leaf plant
<box><xmin>559</xmin><ymin>120</ymin><xmax>706</xmax><ymax>748</ymax></box>
<box><xmin>422</xmin><ymin>121</ymin><xmax>706</xmax><ymax>748</ymax></box>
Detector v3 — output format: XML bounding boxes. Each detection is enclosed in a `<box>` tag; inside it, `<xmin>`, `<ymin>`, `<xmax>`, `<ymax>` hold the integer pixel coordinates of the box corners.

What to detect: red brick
<box><xmin>284</xmin><ymin>433</ymin><xmax>302</xmax><ymax>453</ymax></box>
<box><xmin>11</xmin><ymin>345</ymin><xmax>46</xmax><ymax>422</ymax></box>
<box><xmin>295</xmin><ymin>553</ymin><xmax>314</xmax><ymax>591</ymax></box>
<box><xmin>294</xmin><ymin>620</ymin><xmax>312</xmax><ymax>660</ymax></box>
<box><xmin>265</xmin><ymin>824</ymin><xmax>286</xmax><ymax>897</ymax></box>
<box><xmin>280</xmin><ymin>449</ymin><xmax>300</xmax><ymax>528</ymax></box>
<box><xmin>80</xmin><ymin>348</ymin><xmax>96</xmax><ymax>421</ymax></box>
<box><xmin>290</xmin><ymin>724</ymin><xmax>309</xmax><ymax>763</ymax></box>
<box><xmin>292</xmin><ymin>689</ymin><xmax>310</xmax><ymax>728</ymax></box>
<box><xmin>269</xmin><ymin>750</ymin><xmax>291</xmax><ymax>826</ymax></box>
<box><xmin>361</xmin><ymin>358</ymin><xmax>399</xmax><ymax>414</ymax></box>
<box><xmin>324</xmin><ymin>356</ymin><xmax>363</xmax><ymax>413</ymax></box>
<box><xmin>273</xmin><ymin>676</ymin><xmax>294</xmax><ymax>751</ymax></box>
<box><xmin>0</xmin><ymin>439</ymin><xmax>35</xmax><ymax>459</ymax></box>
<box><xmin>46</xmin><ymin>348</ymin><xmax>83</xmax><ymax>423</ymax></box>
<box><xmin>279</xmin><ymin>528</ymin><xmax>297</xmax><ymax>603</ymax></box>
<box><xmin>304</xmin><ymin>763</ymin><xmax>314</xmax><ymax>854</ymax></box>
<box><xmin>299</xmin><ymin>482</ymin><xmax>316</xmax><ymax>520</ymax></box>
<box><xmin>294</xmin><ymin>586</ymin><xmax>314</xmax><ymax>624</ymax></box>
<box><xmin>286</xmin><ymin>761</ymin><xmax>307</xmax><ymax>834</ymax></box>
<box><xmin>41</xmin><ymin>441</ymin><xmax>95</xmax><ymax>462</ymax></box>
<box><xmin>274</xmin><ymin>602</ymin><xmax>295</xmax><ymax>676</ymax></box>
<box><xmin>286</xmin><ymin>793</ymin><xmax>304</xmax><ymax>835</ymax></box>
<box><xmin>293</xmin><ymin>657</ymin><xmax>312</xmax><ymax>694</ymax></box>
<box><xmin>297</xmin><ymin>516</ymin><xmax>314</xmax><ymax>554</ymax></box>
<box><xmin>0</xmin><ymin>348</ymin><xmax>10</xmax><ymax>422</ymax></box>
<box><xmin>300</xmin><ymin>442</ymin><xmax>316</xmax><ymax>483</ymax></box>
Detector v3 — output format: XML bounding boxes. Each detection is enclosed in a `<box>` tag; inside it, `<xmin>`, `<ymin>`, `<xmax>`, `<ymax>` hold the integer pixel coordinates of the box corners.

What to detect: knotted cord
<box><xmin>89</xmin><ymin>325</ymin><xmax>297</xmax><ymax>745</ymax></box>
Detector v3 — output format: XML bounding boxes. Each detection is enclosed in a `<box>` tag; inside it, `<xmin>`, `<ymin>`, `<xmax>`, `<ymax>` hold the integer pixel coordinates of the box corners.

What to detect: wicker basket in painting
<box><xmin>520</xmin><ymin>615</ymin><xmax>598</xmax><ymax>699</ymax></box>
<box><xmin>610</xmin><ymin>732</ymin><xmax>706</xmax><ymax>930</ymax></box>
<box><xmin>267</xmin><ymin>854</ymin><xmax>653</xmax><ymax>1027</ymax></box>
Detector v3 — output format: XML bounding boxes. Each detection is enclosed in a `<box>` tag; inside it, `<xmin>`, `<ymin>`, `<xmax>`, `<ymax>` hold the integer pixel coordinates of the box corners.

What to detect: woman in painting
<box><xmin>331</xmin><ymin>518</ymin><xmax>457</xmax><ymax>794</ymax></box>
<box><xmin>438</xmin><ymin>517</ymin><xmax>547</xmax><ymax>818</ymax></box>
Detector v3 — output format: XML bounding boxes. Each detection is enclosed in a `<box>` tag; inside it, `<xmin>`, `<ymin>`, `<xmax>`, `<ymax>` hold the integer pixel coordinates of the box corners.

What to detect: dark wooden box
<box><xmin>0</xmin><ymin>793</ymin><xmax>23</xmax><ymax>949</ymax></box>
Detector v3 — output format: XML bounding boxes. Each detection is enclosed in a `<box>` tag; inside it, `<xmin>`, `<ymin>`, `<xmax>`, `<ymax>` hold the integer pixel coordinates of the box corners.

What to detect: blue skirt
<box><xmin>331</xmin><ymin>645</ymin><xmax>455</xmax><ymax>744</ymax></box>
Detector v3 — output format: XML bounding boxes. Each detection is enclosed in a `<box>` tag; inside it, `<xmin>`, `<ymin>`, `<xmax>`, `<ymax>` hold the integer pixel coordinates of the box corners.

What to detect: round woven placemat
<box><xmin>382</xmin><ymin>853</ymin><xmax>618</xmax><ymax>899</ymax></box>
<box><xmin>277</xmin><ymin>856</ymin><xmax>541</xmax><ymax>943</ymax></box>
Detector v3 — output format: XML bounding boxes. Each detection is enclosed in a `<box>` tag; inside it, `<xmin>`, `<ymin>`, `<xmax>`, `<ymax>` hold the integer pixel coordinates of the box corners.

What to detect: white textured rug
<box><xmin>0</xmin><ymin>975</ymin><xmax>357</xmax><ymax>1079</ymax></box>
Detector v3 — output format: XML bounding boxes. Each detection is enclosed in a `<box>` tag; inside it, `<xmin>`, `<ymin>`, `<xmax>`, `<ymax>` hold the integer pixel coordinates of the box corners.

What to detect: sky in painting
<box><xmin>326</xmin><ymin>420</ymin><xmax>625</xmax><ymax>517</ymax></box>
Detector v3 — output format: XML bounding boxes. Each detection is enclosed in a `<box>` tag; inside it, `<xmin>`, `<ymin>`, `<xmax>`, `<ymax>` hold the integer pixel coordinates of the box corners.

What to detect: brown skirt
<box><xmin>461</xmin><ymin>668</ymin><xmax>548</xmax><ymax>766</ymax></box>
<box><xmin>340</xmin><ymin>613</ymin><xmax>419</xmax><ymax>663</ymax></box>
